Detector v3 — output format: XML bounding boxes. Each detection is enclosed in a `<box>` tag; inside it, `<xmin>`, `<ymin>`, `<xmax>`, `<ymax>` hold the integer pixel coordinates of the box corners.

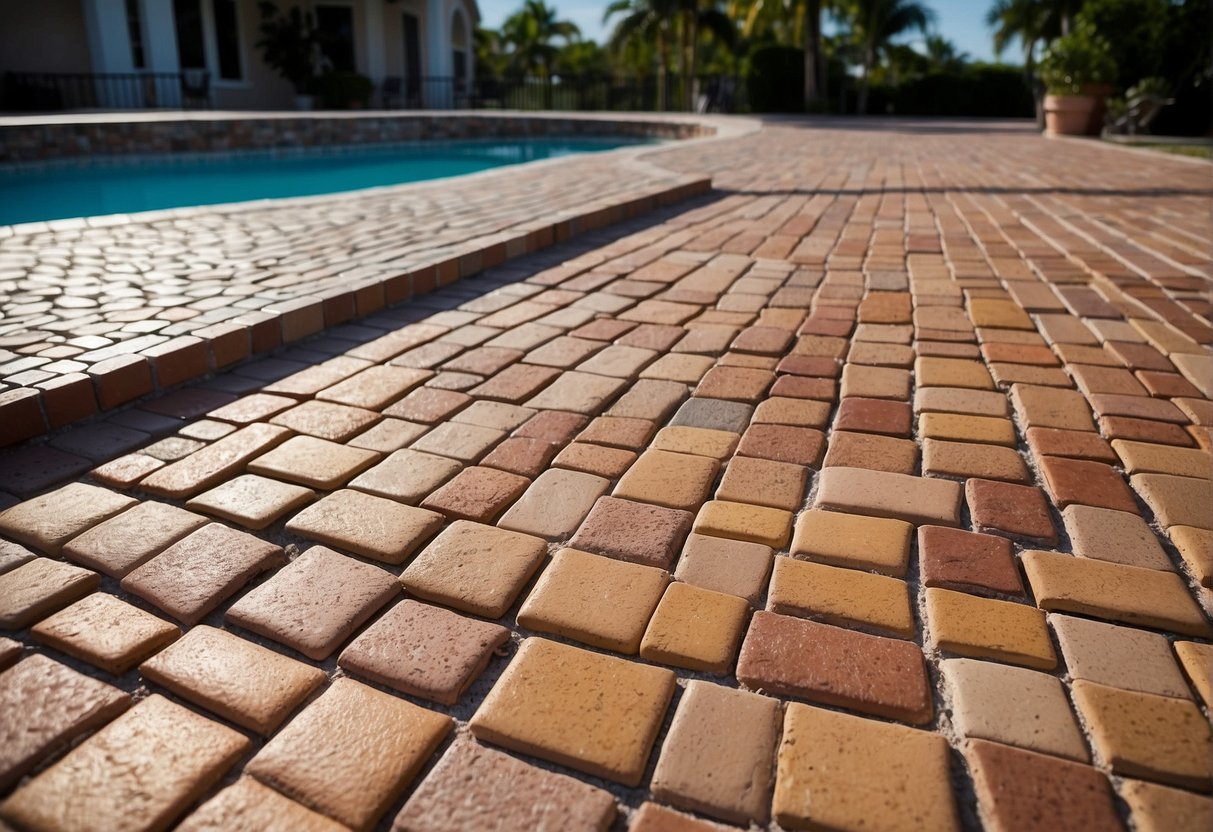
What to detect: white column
<box><xmin>82</xmin><ymin>0</ymin><xmax>134</xmax><ymax>74</ymax></box>
<box><xmin>140</xmin><ymin>0</ymin><xmax>183</xmax><ymax>106</ymax></box>
<box><xmin>425</xmin><ymin>0</ymin><xmax>449</xmax><ymax>106</ymax></box>
<box><xmin>140</xmin><ymin>0</ymin><xmax>180</xmax><ymax>71</ymax></box>
<box><xmin>82</xmin><ymin>0</ymin><xmax>135</xmax><ymax>107</ymax></box>
<box><xmin>465</xmin><ymin>3</ymin><xmax>474</xmax><ymax>87</ymax></box>
<box><xmin>364</xmin><ymin>0</ymin><xmax>386</xmax><ymax>88</ymax></box>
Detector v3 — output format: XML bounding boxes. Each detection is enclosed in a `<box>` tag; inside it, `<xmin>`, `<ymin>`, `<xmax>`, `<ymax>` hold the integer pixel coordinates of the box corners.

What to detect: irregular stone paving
<box><xmin>1</xmin><ymin>116</ymin><xmax>1212</xmax><ymax>832</ymax></box>
<box><xmin>0</xmin><ymin>116</ymin><xmax>720</xmax><ymax>440</ymax></box>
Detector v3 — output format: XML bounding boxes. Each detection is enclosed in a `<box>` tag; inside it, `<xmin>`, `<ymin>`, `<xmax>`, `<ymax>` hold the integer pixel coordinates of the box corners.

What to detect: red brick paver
<box><xmin>1</xmin><ymin>116</ymin><xmax>1212</xmax><ymax>830</ymax></box>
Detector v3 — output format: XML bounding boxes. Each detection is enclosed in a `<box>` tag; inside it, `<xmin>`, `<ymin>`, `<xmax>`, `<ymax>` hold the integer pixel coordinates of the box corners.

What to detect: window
<box><xmin>212</xmin><ymin>0</ymin><xmax>242</xmax><ymax>80</ymax></box>
<box><xmin>315</xmin><ymin>5</ymin><xmax>355</xmax><ymax>73</ymax></box>
<box><xmin>126</xmin><ymin>0</ymin><xmax>146</xmax><ymax>69</ymax></box>
<box><xmin>402</xmin><ymin>13</ymin><xmax>421</xmax><ymax>81</ymax></box>
<box><xmin>173</xmin><ymin>0</ymin><xmax>206</xmax><ymax>69</ymax></box>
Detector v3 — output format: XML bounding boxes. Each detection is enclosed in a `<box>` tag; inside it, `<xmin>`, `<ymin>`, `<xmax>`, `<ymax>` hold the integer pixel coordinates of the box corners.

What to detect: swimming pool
<box><xmin>0</xmin><ymin>137</ymin><xmax>654</xmax><ymax>226</ymax></box>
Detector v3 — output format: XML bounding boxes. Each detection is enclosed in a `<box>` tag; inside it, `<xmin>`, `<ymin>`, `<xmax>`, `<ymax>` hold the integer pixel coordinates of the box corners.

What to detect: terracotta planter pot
<box><xmin>1044</xmin><ymin>94</ymin><xmax>1097</xmax><ymax>136</ymax></box>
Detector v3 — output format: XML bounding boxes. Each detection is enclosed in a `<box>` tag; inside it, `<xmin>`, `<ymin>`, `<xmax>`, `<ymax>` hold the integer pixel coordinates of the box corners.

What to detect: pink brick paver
<box><xmin>1</xmin><ymin>115</ymin><xmax>1212</xmax><ymax>830</ymax></box>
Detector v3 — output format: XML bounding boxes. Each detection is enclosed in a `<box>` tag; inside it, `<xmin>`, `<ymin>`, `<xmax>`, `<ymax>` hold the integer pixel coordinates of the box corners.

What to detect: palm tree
<box><xmin>474</xmin><ymin>26</ymin><xmax>507</xmax><ymax>78</ymax></box>
<box><xmin>924</xmin><ymin>34</ymin><xmax>966</xmax><ymax>72</ymax></box>
<box><xmin>844</xmin><ymin>0</ymin><xmax>935</xmax><ymax>114</ymax></box>
<box><xmin>605</xmin><ymin>0</ymin><xmax>679</xmax><ymax>109</ymax></box>
<box><xmin>500</xmin><ymin>0</ymin><xmax>581</xmax><ymax>80</ymax></box>
<box><xmin>986</xmin><ymin>0</ymin><xmax>1073</xmax><ymax>126</ymax></box>
<box><xmin>803</xmin><ymin>0</ymin><xmax>825</xmax><ymax>108</ymax></box>
<box><xmin>677</xmin><ymin>0</ymin><xmax>737</xmax><ymax>111</ymax></box>
<box><xmin>737</xmin><ymin>0</ymin><xmax>832</xmax><ymax>110</ymax></box>
<box><xmin>987</xmin><ymin>0</ymin><xmax>1047</xmax><ymax>77</ymax></box>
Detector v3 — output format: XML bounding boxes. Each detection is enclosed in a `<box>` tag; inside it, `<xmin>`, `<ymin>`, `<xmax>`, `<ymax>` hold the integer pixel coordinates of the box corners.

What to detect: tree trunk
<box><xmin>657</xmin><ymin>28</ymin><xmax>668</xmax><ymax>111</ymax></box>
<box><xmin>1025</xmin><ymin>41</ymin><xmax>1043</xmax><ymax>129</ymax></box>
<box><xmin>857</xmin><ymin>44</ymin><xmax>873</xmax><ymax>114</ymax></box>
<box><xmin>803</xmin><ymin>0</ymin><xmax>821</xmax><ymax>109</ymax></box>
<box><xmin>687</xmin><ymin>13</ymin><xmax>698</xmax><ymax>111</ymax></box>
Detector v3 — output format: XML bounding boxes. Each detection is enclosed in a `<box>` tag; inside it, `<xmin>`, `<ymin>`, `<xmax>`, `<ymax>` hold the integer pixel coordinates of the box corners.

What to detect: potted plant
<box><xmin>256</xmin><ymin>2</ymin><xmax>322</xmax><ymax>109</ymax></box>
<box><xmin>317</xmin><ymin>71</ymin><xmax>374</xmax><ymax>109</ymax></box>
<box><xmin>1038</xmin><ymin>19</ymin><xmax>1117</xmax><ymax>137</ymax></box>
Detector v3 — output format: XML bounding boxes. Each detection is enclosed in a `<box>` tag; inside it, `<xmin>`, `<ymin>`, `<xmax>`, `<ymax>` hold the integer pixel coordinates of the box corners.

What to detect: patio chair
<box><xmin>381</xmin><ymin>76</ymin><xmax>403</xmax><ymax>109</ymax></box>
<box><xmin>180</xmin><ymin>69</ymin><xmax>211</xmax><ymax>109</ymax></box>
<box><xmin>1107</xmin><ymin>79</ymin><xmax>1173</xmax><ymax>136</ymax></box>
<box><xmin>1121</xmin><ymin>94</ymin><xmax>1172</xmax><ymax>135</ymax></box>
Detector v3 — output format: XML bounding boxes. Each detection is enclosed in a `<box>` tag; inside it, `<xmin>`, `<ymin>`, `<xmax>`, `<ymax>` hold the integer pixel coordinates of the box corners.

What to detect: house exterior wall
<box><xmin>211</xmin><ymin>0</ymin><xmax>298</xmax><ymax>109</ymax></box>
<box><xmin>381</xmin><ymin>0</ymin><xmax>429</xmax><ymax>84</ymax></box>
<box><xmin>0</xmin><ymin>0</ymin><xmax>477</xmax><ymax>111</ymax></box>
<box><xmin>0</xmin><ymin>0</ymin><xmax>94</xmax><ymax>74</ymax></box>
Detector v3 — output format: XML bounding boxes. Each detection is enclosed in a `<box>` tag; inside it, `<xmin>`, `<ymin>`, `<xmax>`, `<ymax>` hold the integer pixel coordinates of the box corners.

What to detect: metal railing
<box><xmin>393</xmin><ymin>75</ymin><xmax>745</xmax><ymax>114</ymax></box>
<box><xmin>2</xmin><ymin>71</ymin><xmax>744</xmax><ymax>114</ymax></box>
<box><xmin>3</xmin><ymin>72</ymin><xmax>211</xmax><ymax>111</ymax></box>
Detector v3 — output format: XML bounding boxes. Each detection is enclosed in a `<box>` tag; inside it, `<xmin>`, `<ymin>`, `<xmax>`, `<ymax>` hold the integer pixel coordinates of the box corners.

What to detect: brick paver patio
<box><xmin>1</xmin><ymin>116</ymin><xmax>1211</xmax><ymax>831</ymax></box>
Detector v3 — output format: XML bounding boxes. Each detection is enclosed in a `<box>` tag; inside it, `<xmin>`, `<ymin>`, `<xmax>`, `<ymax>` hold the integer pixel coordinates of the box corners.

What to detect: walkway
<box><xmin>0</xmin><ymin>117</ymin><xmax>1211</xmax><ymax>832</ymax></box>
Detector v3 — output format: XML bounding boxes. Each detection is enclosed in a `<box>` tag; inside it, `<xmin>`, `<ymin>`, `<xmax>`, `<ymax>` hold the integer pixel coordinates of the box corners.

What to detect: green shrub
<box><xmin>890</xmin><ymin>65</ymin><xmax>1033</xmax><ymax>117</ymax></box>
<box><xmin>745</xmin><ymin>45</ymin><xmax>804</xmax><ymax>113</ymax></box>
<box><xmin>1038</xmin><ymin>18</ymin><xmax>1117</xmax><ymax>95</ymax></box>
<box><xmin>316</xmin><ymin>71</ymin><xmax>373</xmax><ymax>109</ymax></box>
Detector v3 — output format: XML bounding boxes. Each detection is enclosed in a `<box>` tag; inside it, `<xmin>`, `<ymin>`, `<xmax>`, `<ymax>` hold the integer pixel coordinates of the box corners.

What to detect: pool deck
<box><xmin>0</xmin><ymin>114</ymin><xmax>1212</xmax><ymax>831</ymax></box>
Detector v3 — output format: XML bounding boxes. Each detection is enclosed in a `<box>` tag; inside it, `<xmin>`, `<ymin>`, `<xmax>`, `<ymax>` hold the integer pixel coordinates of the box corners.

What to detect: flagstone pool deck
<box><xmin>0</xmin><ymin>114</ymin><xmax>1211</xmax><ymax>832</ymax></box>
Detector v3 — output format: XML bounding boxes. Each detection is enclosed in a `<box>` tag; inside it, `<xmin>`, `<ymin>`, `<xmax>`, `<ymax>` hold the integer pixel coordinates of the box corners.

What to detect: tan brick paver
<box><xmin>0</xmin><ymin>558</ymin><xmax>101</xmax><ymax>629</ymax></box>
<box><xmin>60</xmin><ymin>500</ymin><xmax>207</xmax><ymax>576</ymax></box>
<box><xmin>942</xmin><ymin>658</ymin><xmax>1088</xmax><ymax>760</ymax></box>
<box><xmin>639</xmin><ymin>582</ymin><xmax>750</xmax><ymax>672</ymax></box>
<box><xmin>0</xmin><ymin>482</ymin><xmax>135</xmax><ymax>555</ymax></box>
<box><xmin>3</xmin><ymin>114</ymin><xmax>1213</xmax><ymax>827</ymax></box>
<box><xmin>285</xmin><ymin>489</ymin><xmax>443</xmax><ymax>564</ymax></box>
<box><xmin>225</xmin><ymin>545</ymin><xmax>398</xmax><ymax>659</ymax></box>
<box><xmin>247</xmin><ymin>677</ymin><xmax>451</xmax><ymax>830</ymax></box>
<box><xmin>0</xmin><ymin>654</ymin><xmax>131</xmax><ymax>791</ymax></box>
<box><xmin>140</xmin><ymin>625</ymin><xmax>325</xmax><ymax>734</ymax></box>
<box><xmin>651</xmin><ymin>681</ymin><xmax>780</xmax><ymax>824</ymax></box>
<box><xmin>179</xmin><ymin>778</ymin><xmax>349</xmax><ymax>832</ymax></box>
<box><xmin>31</xmin><ymin>592</ymin><xmax>179</xmax><ymax>674</ymax></box>
<box><xmin>518</xmin><ymin>547</ymin><xmax>669</xmax><ymax>653</ymax></box>
<box><xmin>338</xmin><ymin>599</ymin><xmax>509</xmax><ymax>705</ymax></box>
<box><xmin>401</xmin><ymin>520</ymin><xmax>546</xmax><ymax>617</ymax></box>
<box><xmin>393</xmin><ymin>739</ymin><xmax>617</xmax><ymax>832</ymax></box>
<box><xmin>1073</xmin><ymin>680</ymin><xmax>1212</xmax><ymax>791</ymax></box>
<box><xmin>773</xmin><ymin>703</ymin><xmax>959</xmax><ymax>831</ymax></box>
<box><xmin>1118</xmin><ymin>779</ymin><xmax>1213</xmax><ymax>832</ymax></box>
<box><xmin>470</xmin><ymin>637</ymin><xmax>675</xmax><ymax>787</ymax></box>
<box><xmin>769</xmin><ymin>557</ymin><xmax>914</xmax><ymax>637</ymax></box>
<box><xmin>121</xmin><ymin>523</ymin><xmax>285</xmax><ymax>624</ymax></box>
<box><xmin>0</xmin><ymin>694</ymin><xmax>247</xmax><ymax>831</ymax></box>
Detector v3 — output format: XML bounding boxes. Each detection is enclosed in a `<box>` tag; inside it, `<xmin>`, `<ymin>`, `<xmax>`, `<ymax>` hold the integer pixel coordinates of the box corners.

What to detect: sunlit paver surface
<box><xmin>1</xmin><ymin>117</ymin><xmax>1211</xmax><ymax>832</ymax></box>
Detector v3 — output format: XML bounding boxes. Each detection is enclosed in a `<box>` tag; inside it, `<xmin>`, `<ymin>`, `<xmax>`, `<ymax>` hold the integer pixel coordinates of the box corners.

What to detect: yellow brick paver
<box><xmin>2</xmin><ymin>114</ymin><xmax>1212</xmax><ymax>827</ymax></box>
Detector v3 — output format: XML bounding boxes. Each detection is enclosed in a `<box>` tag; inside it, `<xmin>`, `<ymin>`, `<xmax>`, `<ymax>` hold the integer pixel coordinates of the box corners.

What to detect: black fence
<box><xmin>3</xmin><ymin>72</ymin><xmax>212</xmax><ymax>111</ymax></box>
<box><xmin>2</xmin><ymin>71</ymin><xmax>744</xmax><ymax>114</ymax></box>
<box><xmin>390</xmin><ymin>75</ymin><xmax>745</xmax><ymax>114</ymax></box>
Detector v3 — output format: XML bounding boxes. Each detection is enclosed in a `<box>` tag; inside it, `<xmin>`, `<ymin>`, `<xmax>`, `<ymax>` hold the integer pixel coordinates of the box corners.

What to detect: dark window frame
<box><xmin>212</xmin><ymin>0</ymin><xmax>243</xmax><ymax>81</ymax></box>
<box><xmin>315</xmin><ymin>4</ymin><xmax>356</xmax><ymax>73</ymax></box>
<box><xmin>126</xmin><ymin>0</ymin><xmax>147</xmax><ymax>69</ymax></box>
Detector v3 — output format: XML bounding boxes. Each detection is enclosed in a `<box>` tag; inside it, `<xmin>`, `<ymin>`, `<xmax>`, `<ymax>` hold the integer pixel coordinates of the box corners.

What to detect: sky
<box><xmin>476</xmin><ymin>0</ymin><xmax>1007</xmax><ymax>63</ymax></box>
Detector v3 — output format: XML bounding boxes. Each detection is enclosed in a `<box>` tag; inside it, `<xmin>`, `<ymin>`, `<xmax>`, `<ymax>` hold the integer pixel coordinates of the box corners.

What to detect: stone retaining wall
<box><xmin>0</xmin><ymin>112</ymin><xmax>712</xmax><ymax>164</ymax></box>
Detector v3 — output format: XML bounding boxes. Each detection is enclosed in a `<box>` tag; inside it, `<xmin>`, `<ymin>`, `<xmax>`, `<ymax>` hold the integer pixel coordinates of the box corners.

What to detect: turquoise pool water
<box><xmin>0</xmin><ymin>137</ymin><xmax>652</xmax><ymax>226</ymax></box>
